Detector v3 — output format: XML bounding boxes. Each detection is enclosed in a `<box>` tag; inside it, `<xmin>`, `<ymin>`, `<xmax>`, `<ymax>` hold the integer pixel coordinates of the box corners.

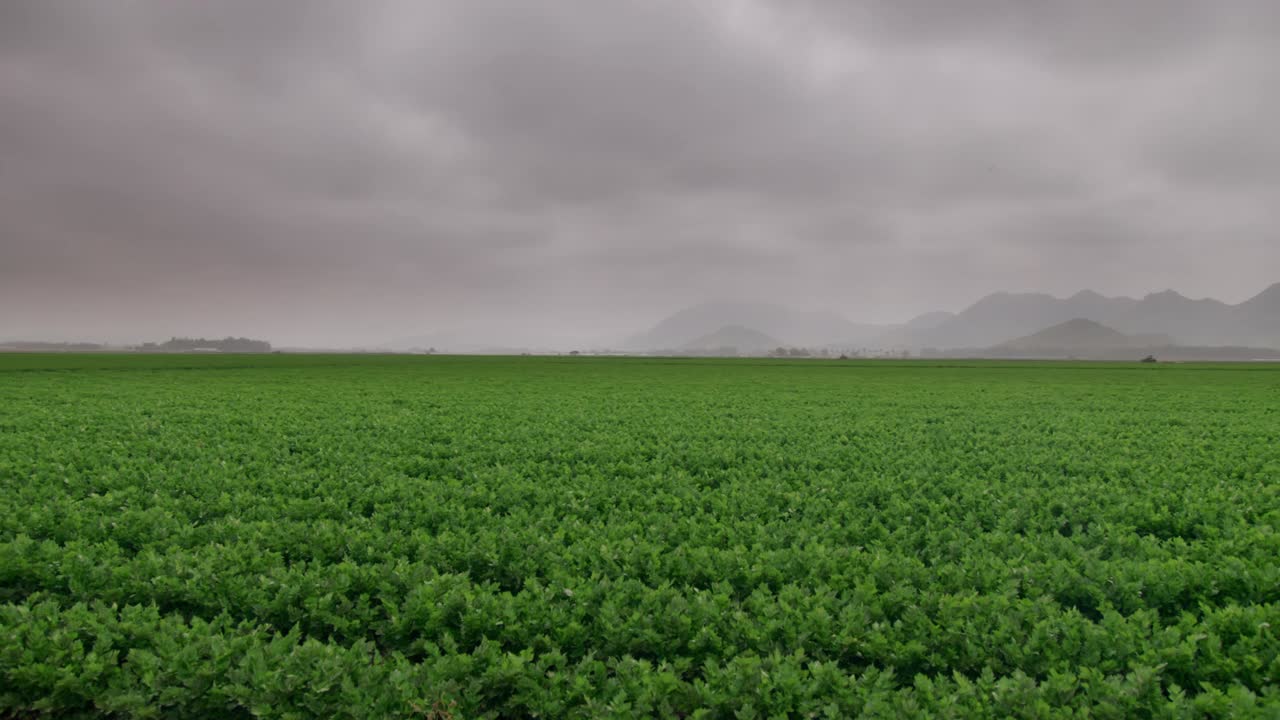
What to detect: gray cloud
<box><xmin>2</xmin><ymin>0</ymin><xmax>1278</xmax><ymax>347</ymax></box>
<box><xmin>784</xmin><ymin>0</ymin><xmax>1280</xmax><ymax>67</ymax></box>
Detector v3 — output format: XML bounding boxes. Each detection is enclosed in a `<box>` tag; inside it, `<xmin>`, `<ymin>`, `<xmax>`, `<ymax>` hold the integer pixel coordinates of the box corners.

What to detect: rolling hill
<box><xmin>996</xmin><ymin>319</ymin><xmax>1173</xmax><ymax>353</ymax></box>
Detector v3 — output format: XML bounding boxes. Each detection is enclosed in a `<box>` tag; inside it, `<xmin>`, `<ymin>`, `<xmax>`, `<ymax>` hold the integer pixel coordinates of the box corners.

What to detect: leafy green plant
<box><xmin>1</xmin><ymin>354</ymin><xmax>1277</xmax><ymax>717</ymax></box>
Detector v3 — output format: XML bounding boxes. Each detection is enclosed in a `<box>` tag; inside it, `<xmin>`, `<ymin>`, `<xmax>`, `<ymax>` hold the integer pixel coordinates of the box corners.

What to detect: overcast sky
<box><xmin>2</xmin><ymin>1</ymin><xmax>1278</xmax><ymax>347</ymax></box>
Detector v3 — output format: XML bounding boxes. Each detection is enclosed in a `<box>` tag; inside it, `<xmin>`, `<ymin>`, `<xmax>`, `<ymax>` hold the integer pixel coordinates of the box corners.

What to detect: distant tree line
<box><xmin>140</xmin><ymin>337</ymin><xmax>272</xmax><ymax>353</ymax></box>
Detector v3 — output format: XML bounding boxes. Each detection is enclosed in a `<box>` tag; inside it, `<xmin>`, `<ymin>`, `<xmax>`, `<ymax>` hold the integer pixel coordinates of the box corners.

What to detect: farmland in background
<box><xmin>1</xmin><ymin>354</ymin><xmax>1277</xmax><ymax>717</ymax></box>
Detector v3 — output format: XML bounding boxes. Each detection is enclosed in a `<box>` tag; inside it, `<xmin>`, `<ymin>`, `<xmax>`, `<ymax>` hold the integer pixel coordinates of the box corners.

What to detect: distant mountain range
<box><xmin>908</xmin><ymin>283</ymin><xmax>1280</xmax><ymax>350</ymax></box>
<box><xmin>626</xmin><ymin>282</ymin><xmax>1280</xmax><ymax>353</ymax></box>
<box><xmin>978</xmin><ymin>318</ymin><xmax>1280</xmax><ymax>361</ymax></box>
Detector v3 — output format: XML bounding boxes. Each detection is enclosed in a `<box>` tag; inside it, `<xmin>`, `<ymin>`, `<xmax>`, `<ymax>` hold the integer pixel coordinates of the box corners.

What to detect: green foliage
<box><xmin>1</xmin><ymin>354</ymin><xmax>1278</xmax><ymax>717</ymax></box>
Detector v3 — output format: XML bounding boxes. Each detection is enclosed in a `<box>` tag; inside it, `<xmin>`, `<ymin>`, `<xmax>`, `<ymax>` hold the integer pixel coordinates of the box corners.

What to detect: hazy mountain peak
<box><xmin>998</xmin><ymin>318</ymin><xmax>1173</xmax><ymax>352</ymax></box>
<box><xmin>905</xmin><ymin>311</ymin><xmax>955</xmax><ymax>330</ymax></box>
<box><xmin>1239</xmin><ymin>283</ymin><xmax>1280</xmax><ymax>330</ymax></box>
<box><xmin>1069</xmin><ymin>289</ymin><xmax>1106</xmax><ymax>301</ymax></box>
<box><xmin>1245</xmin><ymin>282</ymin><xmax>1280</xmax><ymax>303</ymax></box>
<box><xmin>682</xmin><ymin>325</ymin><xmax>782</xmax><ymax>353</ymax></box>
<box><xmin>1057</xmin><ymin>318</ymin><xmax>1113</xmax><ymax>330</ymax></box>
<box><xmin>966</xmin><ymin>290</ymin><xmax>1052</xmax><ymax>311</ymax></box>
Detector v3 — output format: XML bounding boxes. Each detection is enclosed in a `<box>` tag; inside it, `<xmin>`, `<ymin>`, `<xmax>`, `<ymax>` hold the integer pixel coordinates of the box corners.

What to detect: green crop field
<box><xmin>1</xmin><ymin>354</ymin><xmax>1277</xmax><ymax>718</ymax></box>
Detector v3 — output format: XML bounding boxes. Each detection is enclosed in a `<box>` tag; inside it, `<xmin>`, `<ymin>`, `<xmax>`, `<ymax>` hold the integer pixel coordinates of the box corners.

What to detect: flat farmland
<box><xmin>1</xmin><ymin>354</ymin><xmax>1277</xmax><ymax>718</ymax></box>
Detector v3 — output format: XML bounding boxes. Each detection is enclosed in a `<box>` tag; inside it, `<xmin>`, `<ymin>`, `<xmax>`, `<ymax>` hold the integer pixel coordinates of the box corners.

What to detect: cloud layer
<box><xmin>3</xmin><ymin>1</ymin><xmax>1278</xmax><ymax>346</ymax></box>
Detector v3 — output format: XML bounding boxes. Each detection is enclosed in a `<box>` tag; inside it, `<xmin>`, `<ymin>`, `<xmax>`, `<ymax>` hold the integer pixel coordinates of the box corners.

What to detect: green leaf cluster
<box><xmin>1</xmin><ymin>354</ymin><xmax>1277</xmax><ymax>717</ymax></box>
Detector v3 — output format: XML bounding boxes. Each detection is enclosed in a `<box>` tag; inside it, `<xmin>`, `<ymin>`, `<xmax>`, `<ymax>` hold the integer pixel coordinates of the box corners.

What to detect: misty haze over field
<box><xmin>3</xmin><ymin>1</ymin><xmax>1280</xmax><ymax>349</ymax></box>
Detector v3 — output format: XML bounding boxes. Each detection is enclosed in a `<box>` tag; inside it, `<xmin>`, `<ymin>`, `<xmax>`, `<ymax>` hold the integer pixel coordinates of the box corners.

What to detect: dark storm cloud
<box><xmin>2</xmin><ymin>0</ymin><xmax>1278</xmax><ymax>346</ymax></box>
